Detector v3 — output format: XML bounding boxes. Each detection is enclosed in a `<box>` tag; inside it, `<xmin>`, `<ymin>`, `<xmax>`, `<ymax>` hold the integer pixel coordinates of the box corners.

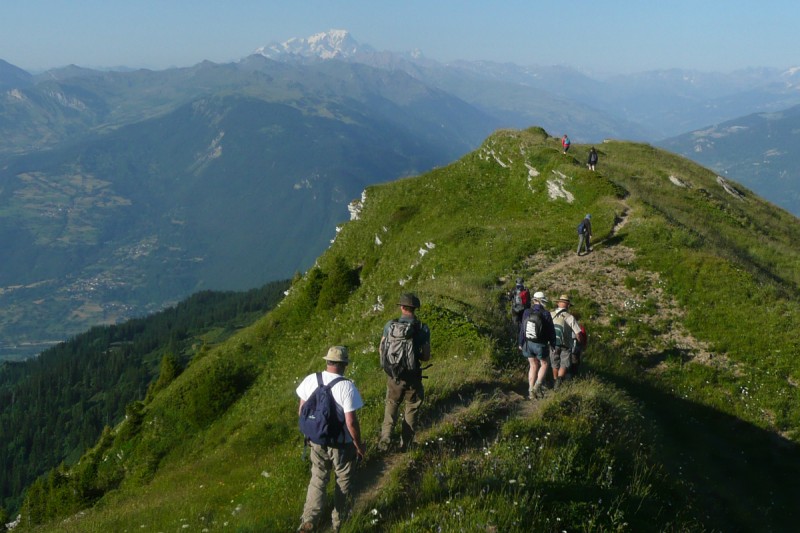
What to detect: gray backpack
<box><xmin>380</xmin><ymin>320</ymin><xmax>419</xmax><ymax>379</ymax></box>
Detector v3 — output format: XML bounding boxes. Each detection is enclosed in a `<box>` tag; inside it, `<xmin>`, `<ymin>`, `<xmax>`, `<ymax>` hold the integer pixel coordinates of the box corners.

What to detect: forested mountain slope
<box><xmin>0</xmin><ymin>280</ymin><xmax>288</xmax><ymax>514</ymax></box>
<box><xmin>12</xmin><ymin>128</ymin><xmax>800</xmax><ymax>532</ymax></box>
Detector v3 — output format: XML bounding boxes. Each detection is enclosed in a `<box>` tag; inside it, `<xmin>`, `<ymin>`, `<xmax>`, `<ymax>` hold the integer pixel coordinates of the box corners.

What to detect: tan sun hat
<box><xmin>557</xmin><ymin>294</ymin><xmax>571</xmax><ymax>304</ymax></box>
<box><xmin>323</xmin><ymin>346</ymin><xmax>350</xmax><ymax>364</ymax></box>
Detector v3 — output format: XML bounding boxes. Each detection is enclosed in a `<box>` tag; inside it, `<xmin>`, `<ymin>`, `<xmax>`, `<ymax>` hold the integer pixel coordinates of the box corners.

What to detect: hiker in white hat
<box><xmin>518</xmin><ymin>291</ymin><xmax>556</xmax><ymax>399</ymax></box>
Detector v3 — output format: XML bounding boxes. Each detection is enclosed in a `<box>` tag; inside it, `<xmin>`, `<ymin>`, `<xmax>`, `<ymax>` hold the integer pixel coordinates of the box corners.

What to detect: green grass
<box><xmin>17</xmin><ymin>128</ymin><xmax>800</xmax><ymax>532</ymax></box>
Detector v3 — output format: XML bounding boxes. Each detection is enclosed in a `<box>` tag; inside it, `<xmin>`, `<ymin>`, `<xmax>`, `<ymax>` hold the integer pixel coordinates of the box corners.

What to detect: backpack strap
<box><xmin>315</xmin><ymin>372</ymin><xmax>347</xmax><ymax>391</ymax></box>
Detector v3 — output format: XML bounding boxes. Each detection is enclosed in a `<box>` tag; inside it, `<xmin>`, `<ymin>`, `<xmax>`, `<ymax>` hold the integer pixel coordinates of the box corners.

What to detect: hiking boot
<box><xmin>528</xmin><ymin>389</ymin><xmax>535</xmax><ymax>400</ymax></box>
<box><xmin>554</xmin><ymin>377</ymin><xmax>563</xmax><ymax>390</ymax></box>
<box><xmin>399</xmin><ymin>438</ymin><xmax>414</xmax><ymax>452</ymax></box>
<box><xmin>377</xmin><ymin>440</ymin><xmax>390</xmax><ymax>453</ymax></box>
<box><xmin>531</xmin><ymin>384</ymin><xmax>543</xmax><ymax>399</ymax></box>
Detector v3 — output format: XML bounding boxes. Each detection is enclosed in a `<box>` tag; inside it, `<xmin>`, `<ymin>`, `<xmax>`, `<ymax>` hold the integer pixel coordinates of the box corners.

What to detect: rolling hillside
<box><xmin>12</xmin><ymin>128</ymin><xmax>800</xmax><ymax>532</ymax></box>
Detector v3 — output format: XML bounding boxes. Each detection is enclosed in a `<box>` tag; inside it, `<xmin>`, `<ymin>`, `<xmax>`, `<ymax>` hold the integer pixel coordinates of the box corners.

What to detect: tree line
<box><xmin>0</xmin><ymin>279</ymin><xmax>289</xmax><ymax>516</ymax></box>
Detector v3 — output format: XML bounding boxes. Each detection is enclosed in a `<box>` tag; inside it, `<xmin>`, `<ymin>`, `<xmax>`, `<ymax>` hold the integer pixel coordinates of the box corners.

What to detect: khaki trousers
<box><xmin>380</xmin><ymin>376</ymin><xmax>424</xmax><ymax>448</ymax></box>
<box><xmin>301</xmin><ymin>442</ymin><xmax>356</xmax><ymax>530</ymax></box>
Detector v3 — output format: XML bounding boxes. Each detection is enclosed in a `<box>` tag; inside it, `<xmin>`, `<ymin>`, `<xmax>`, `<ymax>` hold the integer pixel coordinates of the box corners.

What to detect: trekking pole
<box><xmin>421</xmin><ymin>363</ymin><xmax>433</xmax><ymax>379</ymax></box>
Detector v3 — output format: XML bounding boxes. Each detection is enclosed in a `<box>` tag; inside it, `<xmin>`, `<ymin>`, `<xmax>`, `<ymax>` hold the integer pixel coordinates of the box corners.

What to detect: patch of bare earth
<box><xmin>521</xmin><ymin>206</ymin><xmax>737</xmax><ymax>375</ymax></box>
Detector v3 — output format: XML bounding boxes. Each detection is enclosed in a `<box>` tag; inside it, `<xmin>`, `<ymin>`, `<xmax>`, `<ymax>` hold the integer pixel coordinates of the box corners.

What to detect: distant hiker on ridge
<box><xmin>550</xmin><ymin>295</ymin><xmax>583</xmax><ymax>388</ymax></box>
<box><xmin>378</xmin><ymin>293</ymin><xmax>431</xmax><ymax>452</ymax></box>
<box><xmin>561</xmin><ymin>134</ymin><xmax>571</xmax><ymax>154</ymax></box>
<box><xmin>296</xmin><ymin>346</ymin><xmax>365</xmax><ymax>533</ymax></box>
<box><xmin>509</xmin><ymin>278</ymin><xmax>531</xmax><ymax>340</ymax></box>
<box><xmin>577</xmin><ymin>214</ymin><xmax>592</xmax><ymax>255</ymax></box>
<box><xmin>518</xmin><ymin>291</ymin><xmax>556</xmax><ymax>399</ymax></box>
<box><xmin>587</xmin><ymin>147</ymin><xmax>598</xmax><ymax>171</ymax></box>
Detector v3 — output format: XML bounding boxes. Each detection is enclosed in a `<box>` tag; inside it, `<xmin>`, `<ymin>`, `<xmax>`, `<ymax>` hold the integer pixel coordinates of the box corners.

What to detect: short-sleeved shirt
<box><xmin>551</xmin><ymin>308</ymin><xmax>582</xmax><ymax>349</ymax></box>
<box><xmin>296</xmin><ymin>371</ymin><xmax>364</xmax><ymax>443</ymax></box>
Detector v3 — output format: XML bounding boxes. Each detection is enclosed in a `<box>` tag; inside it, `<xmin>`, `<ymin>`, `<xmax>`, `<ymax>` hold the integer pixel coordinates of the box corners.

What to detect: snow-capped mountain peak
<box><xmin>254</xmin><ymin>29</ymin><xmax>369</xmax><ymax>60</ymax></box>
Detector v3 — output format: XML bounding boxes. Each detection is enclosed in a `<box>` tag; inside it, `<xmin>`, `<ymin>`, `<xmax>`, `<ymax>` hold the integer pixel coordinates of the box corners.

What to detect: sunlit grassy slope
<box><xmin>22</xmin><ymin>127</ymin><xmax>800</xmax><ymax>532</ymax></box>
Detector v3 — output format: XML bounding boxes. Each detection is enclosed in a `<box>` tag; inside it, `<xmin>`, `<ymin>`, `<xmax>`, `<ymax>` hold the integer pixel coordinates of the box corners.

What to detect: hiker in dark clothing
<box><xmin>577</xmin><ymin>214</ymin><xmax>592</xmax><ymax>255</ymax></box>
<box><xmin>509</xmin><ymin>278</ymin><xmax>531</xmax><ymax>337</ymax></box>
<box><xmin>378</xmin><ymin>293</ymin><xmax>431</xmax><ymax>452</ymax></box>
<box><xmin>587</xmin><ymin>147</ymin><xmax>598</xmax><ymax>171</ymax></box>
<box><xmin>518</xmin><ymin>291</ymin><xmax>556</xmax><ymax>399</ymax></box>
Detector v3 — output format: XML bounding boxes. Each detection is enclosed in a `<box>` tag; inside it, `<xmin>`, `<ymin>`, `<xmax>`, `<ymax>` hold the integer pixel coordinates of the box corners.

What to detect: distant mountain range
<box><xmin>660</xmin><ymin>104</ymin><xmax>800</xmax><ymax>216</ymax></box>
<box><xmin>0</xmin><ymin>56</ymin><xmax>495</xmax><ymax>358</ymax></box>
<box><xmin>255</xmin><ymin>30</ymin><xmax>800</xmax><ymax>140</ymax></box>
<box><xmin>1</xmin><ymin>29</ymin><xmax>799</xmax><ymax>358</ymax></box>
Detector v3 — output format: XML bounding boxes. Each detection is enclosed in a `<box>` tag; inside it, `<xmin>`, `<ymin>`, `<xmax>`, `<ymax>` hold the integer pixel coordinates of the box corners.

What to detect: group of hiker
<box><xmin>562</xmin><ymin>133</ymin><xmax>600</xmax><ymax>171</ymax></box>
<box><xmin>295</xmin><ymin>293</ymin><xmax>430</xmax><ymax>532</ymax></box>
<box><xmin>510</xmin><ymin>279</ymin><xmax>587</xmax><ymax>399</ymax></box>
<box><xmin>294</xmin><ymin>135</ymin><xmax>598</xmax><ymax>531</ymax></box>
<box><xmin>296</xmin><ymin>277</ymin><xmax>589</xmax><ymax>530</ymax></box>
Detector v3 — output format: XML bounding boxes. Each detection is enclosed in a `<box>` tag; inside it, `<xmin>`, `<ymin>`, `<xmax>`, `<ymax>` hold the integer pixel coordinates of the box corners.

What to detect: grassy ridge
<box><xmin>18</xmin><ymin>128</ymin><xmax>800</xmax><ymax>531</ymax></box>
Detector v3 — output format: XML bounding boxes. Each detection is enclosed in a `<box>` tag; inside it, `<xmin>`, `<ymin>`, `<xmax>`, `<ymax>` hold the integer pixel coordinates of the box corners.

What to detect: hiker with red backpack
<box><xmin>378</xmin><ymin>293</ymin><xmax>431</xmax><ymax>452</ymax></box>
<box><xmin>550</xmin><ymin>294</ymin><xmax>584</xmax><ymax>388</ymax></box>
<box><xmin>296</xmin><ymin>346</ymin><xmax>365</xmax><ymax>532</ymax></box>
<box><xmin>509</xmin><ymin>278</ymin><xmax>531</xmax><ymax>337</ymax></box>
<box><xmin>518</xmin><ymin>291</ymin><xmax>556</xmax><ymax>399</ymax></box>
<box><xmin>561</xmin><ymin>134</ymin><xmax>571</xmax><ymax>154</ymax></box>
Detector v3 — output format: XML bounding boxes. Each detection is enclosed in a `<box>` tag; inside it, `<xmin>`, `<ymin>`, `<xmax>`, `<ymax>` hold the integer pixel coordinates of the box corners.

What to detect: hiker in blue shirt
<box><xmin>518</xmin><ymin>291</ymin><xmax>556</xmax><ymax>399</ymax></box>
<box><xmin>561</xmin><ymin>134</ymin><xmax>571</xmax><ymax>154</ymax></box>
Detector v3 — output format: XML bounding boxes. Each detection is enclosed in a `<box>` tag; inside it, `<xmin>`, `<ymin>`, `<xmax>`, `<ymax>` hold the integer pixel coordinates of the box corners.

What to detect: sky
<box><xmin>2</xmin><ymin>1</ymin><xmax>799</xmax><ymax>75</ymax></box>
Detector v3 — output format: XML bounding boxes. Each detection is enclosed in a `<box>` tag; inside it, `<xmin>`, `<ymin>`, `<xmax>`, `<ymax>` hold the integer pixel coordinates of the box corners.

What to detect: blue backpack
<box><xmin>299</xmin><ymin>373</ymin><xmax>347</xmax><ymax>446</ymax></box>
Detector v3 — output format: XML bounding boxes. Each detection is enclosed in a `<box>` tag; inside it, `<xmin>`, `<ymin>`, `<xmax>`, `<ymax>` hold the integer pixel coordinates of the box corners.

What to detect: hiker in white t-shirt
<box><xmin>296</xmin><ymin>346</ymin><xmax>365</xmax><ymax>532</ymax></box>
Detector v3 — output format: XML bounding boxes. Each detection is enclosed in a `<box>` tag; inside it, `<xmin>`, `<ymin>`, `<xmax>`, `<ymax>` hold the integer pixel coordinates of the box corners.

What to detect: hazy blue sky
<box><xmin>2</xmin><ymin>1</ymin><xmax>798</xmax><ymax>74</ymax></box>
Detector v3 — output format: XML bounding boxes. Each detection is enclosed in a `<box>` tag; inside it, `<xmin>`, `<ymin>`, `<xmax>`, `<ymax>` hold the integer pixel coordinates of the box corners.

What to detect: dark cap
<box><xmin>397</xmin><ymin>293</ymin><xmax>421</xmax><ymax>308</ymax></box>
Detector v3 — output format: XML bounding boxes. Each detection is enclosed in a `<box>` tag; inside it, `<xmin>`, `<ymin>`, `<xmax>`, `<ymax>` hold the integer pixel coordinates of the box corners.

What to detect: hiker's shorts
<box><xmin>523</xmin><ymin>341</ymin><xmax>550</xmax><ymax>361</ymax></box>
<box><xmin>551</xmin><ymin>346</ymin><xmax>572</xmax><ymax>370</ymax></box>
